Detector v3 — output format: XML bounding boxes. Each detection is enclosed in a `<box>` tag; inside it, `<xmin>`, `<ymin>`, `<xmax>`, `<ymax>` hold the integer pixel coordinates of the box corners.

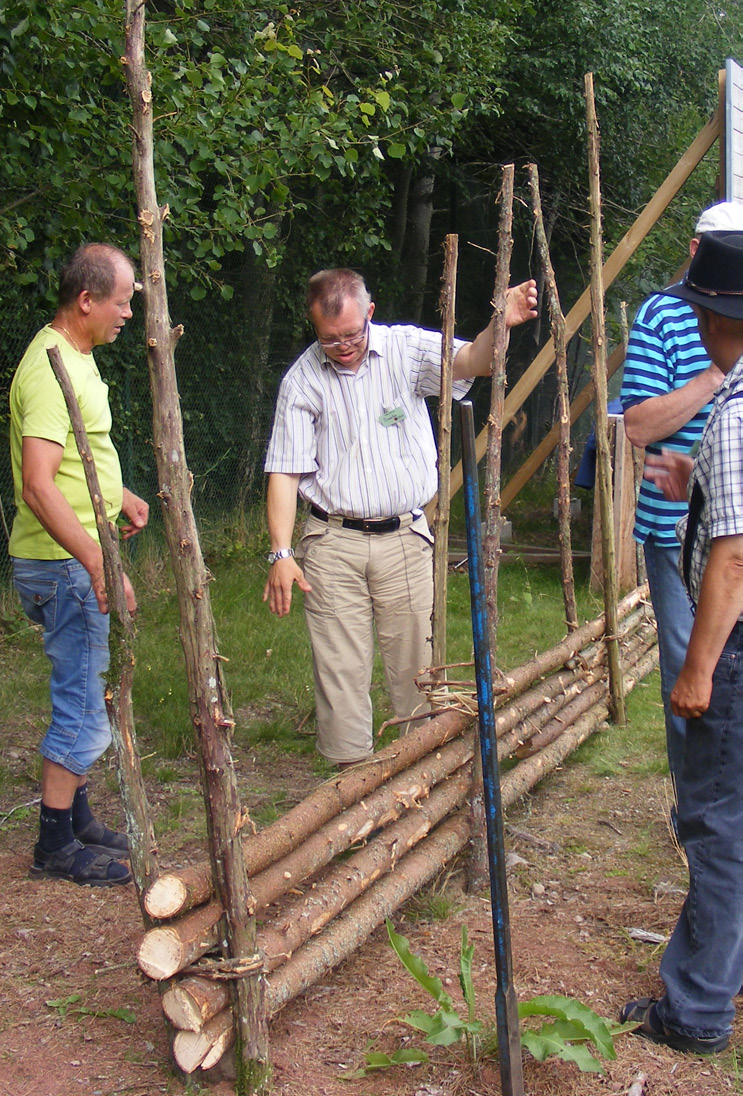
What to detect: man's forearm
<box><xmin>623</xmin><ymin>365</ymin><xmax>722</xmax><ymax>448</ymax></box>
<box><xmin>452</xmin><ymin>317</ymin><xmax>506</xmax><ymax>380</ymax></box>
<box><xmin>452</xmin><ymin>280</ymin><xmax>538</xmax><ymax>380</ymax></box>
<box><xmin>266</xmin><ymin>472</ymin><xmax>301</xmax><ymax>549</ymax></box>
<box><xmin>23</xmin><ymin>479</ymin><xmax>103</xmax><ymax>576</ymax></box>
<box><xmin>688</xmin><ymin>539</ymin><xmax>743</xmax><ymax>664</ymax></box>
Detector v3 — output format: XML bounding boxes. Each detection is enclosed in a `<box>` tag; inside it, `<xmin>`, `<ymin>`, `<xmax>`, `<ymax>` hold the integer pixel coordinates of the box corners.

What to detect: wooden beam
<box><xmin>500</xmin><ymin>342</ymin><xmax>625</xmax><ymax>510</ymax></box>
<box><xmin>429</xmin><ymin>105</ymin><xmax>722</xmax><ymax>519</ymax></box>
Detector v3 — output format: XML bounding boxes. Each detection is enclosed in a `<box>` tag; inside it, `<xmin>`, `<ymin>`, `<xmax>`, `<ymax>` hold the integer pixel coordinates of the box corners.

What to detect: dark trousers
<box><xmin>657</xmin><ymin>620</ymin><xmax>743</xmax><ymax>1038</ymax></box>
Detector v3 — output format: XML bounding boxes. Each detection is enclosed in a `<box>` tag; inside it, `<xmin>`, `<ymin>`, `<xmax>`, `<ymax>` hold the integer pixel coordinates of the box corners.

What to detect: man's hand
<box><xmin>263</xmin><ymin>557</ymin><xmax>312</xmax><ymax>617</ymax></box>
<box><xmin>671</xmin><ymin>664</ymin><xmax>712</xmax><ymax>720</ymax></box>
<box><xmin>643</xmin><ymin>450</ymin><xmax>694</xmax><ymax>502</ymax></box>
<box><xmin>89</xmin><ymin>568</ymin><xmax>138</xmax><ymax>615</ymax></box>
<box><xmin>505</xmin><ymin>280</ymin><xmax>538</xmax><ymax>328</ymax></box>
<box><xmin>120</xmin><ymin>488</ymin><xmax>149</xmax><ymax>540</ymax></box>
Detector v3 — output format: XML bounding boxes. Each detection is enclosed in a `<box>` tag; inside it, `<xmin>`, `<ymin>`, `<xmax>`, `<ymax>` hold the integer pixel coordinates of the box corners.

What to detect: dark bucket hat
<box><xmin>666</xmin><ymin>230</ymin><xmax>743</xmax><ymax>319</ymax></box>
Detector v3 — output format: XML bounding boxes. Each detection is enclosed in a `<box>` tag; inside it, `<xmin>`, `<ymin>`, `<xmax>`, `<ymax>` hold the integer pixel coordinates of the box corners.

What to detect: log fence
<box><xmin>137</xmin><ymin>587</ymin><xmax>658</xmax><ymax>1076</ymax></box>
<box><xmin>82</xmin><ymin>16</ymin><xmax>688</xmax><ymax>1084</ymax></box>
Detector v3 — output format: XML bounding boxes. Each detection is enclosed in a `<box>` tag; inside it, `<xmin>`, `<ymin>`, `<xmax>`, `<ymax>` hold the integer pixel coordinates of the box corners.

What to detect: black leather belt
<box><xmin>310</xmin><ymin>503</ymin><xmax>402</xmax><ymax>533</ymax></box>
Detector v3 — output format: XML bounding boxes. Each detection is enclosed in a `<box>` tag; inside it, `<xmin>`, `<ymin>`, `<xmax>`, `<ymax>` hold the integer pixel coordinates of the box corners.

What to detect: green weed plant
<box><xmin>45</xmin><ymin>993</ymin><xmax>136</xmax><ymax>1024</ymax></box>
<box><xmin>344</xmin><ymin>921</ymin><xmax>632</xmax><ymax>1079</ymax></box>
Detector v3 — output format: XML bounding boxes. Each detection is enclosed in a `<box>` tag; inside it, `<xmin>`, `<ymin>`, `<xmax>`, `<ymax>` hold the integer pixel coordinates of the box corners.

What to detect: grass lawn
<box><xmin>0</xmin><ymin>518</ymin><xmax>625</xmax><ymax>789</ymax></box>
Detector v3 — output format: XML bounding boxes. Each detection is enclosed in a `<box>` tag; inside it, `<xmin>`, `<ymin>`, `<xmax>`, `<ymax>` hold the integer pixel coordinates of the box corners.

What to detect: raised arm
<box><xmin>453</xmin><ymin>279</ymin><xmax>538</xmax><ymax>380</ymax></box>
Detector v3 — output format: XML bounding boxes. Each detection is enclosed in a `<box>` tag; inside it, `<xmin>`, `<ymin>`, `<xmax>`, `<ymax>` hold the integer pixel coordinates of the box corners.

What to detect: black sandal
<box><xmin>74</xmin><ymin>817</ymin><xmax>129</xmax><ymax>858</ymax></box>
<box><xmin>30</xmin><ymin>839</ymin><xmax>131</xmax><ymax>887</ymax></box>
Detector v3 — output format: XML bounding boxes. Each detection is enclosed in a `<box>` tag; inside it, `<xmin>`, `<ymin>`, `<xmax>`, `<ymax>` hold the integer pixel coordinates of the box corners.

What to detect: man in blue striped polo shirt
<box><xmin>620</xmin><ymin>201</ymin><xmax>743</xmax><ymax>785</ymax></box>
<box><xmin>263</xmin><ymin>268</ymin><xmax>537</xmax><ymax>767</ymax></box>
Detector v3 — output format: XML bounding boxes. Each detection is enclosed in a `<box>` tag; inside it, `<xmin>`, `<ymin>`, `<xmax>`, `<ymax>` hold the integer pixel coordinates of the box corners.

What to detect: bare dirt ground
<box><xmin>1</xmin><ymin>704</ymin><xmax>741</xmax><ymax>1096</ymax></box>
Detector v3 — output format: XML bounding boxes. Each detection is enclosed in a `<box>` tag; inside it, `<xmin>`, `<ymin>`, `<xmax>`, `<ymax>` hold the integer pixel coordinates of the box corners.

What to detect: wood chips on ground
<box><xmin>0</xmin><ymin>733</ymin><xmax>740</xmax><ymax>1096</ymax></box>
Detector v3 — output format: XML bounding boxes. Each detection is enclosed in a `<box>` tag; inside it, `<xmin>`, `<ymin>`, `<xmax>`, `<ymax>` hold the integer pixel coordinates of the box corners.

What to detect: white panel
<box><xmin>726</xmin><ymin>59</ymin><xmax>743</xmax><ymax>203</ymax></box>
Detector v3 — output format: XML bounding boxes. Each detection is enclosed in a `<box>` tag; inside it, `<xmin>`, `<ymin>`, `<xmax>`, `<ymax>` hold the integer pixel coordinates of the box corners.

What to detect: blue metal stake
<box><xmin>459</xmin><ymin>400</ymin><xmax>524</xmax><ymax>1096</ymax></box>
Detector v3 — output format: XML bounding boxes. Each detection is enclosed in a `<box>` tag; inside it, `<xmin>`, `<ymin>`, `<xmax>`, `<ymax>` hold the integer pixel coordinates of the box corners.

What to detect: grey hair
<box><xmin>306</xmin><ymin>268</ymin><xmax>372</xmax><ymax>318</ymax></box>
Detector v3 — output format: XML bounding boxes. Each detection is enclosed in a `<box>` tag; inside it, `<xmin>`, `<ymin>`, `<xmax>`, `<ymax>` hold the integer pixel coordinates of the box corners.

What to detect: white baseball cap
<box><xmin>695</xmin><ymin>201</ymin><xmax>743</xmax><ymax>234</ymax></box>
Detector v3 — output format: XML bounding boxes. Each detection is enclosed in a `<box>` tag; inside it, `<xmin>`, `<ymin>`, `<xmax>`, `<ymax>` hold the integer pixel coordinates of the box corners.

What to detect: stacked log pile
<box><xmin>137</xmin><ymin>585</ymin><xmax>658</xmax><ymax>1075</ymax></box>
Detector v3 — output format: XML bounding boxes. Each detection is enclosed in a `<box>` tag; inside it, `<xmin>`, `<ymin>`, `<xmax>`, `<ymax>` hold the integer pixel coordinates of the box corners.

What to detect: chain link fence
<box><xmin>0</xmin><ymin>256</ymin><xmax>602</xmax><ymax>588</ymax></box>
<box><xmin>0</xmin><ymin>273</ymin><xmax>308</xmax><ymax>583</ymax></box>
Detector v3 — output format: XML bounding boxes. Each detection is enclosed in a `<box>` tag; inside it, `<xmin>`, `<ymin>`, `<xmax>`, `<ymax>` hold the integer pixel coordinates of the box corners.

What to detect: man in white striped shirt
<box><xmin>264</xmin><ymin>268</ymin><xmax>537</xmax><ymax>766</ymax></box>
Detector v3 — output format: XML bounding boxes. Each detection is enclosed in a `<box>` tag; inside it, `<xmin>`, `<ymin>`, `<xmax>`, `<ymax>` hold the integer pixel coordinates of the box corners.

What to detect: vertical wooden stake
<box><xmin>527</xmin><ymin>164</ymin><xmax>578</xmax><ymax>631</ymax></box>
<box><xmin>585</xmin><ymin>72</ymin><xmax>626</xmax><ymax>725</ymax></box>
<box><xmin>123</xmin><ymin>4</ymin><xmax>269</xmax><ymax>1091</ymax></box>
<box><xmin>432</xmin><ymin>234</ymin><xmax>458</xmax><ymax>673</ymax></box>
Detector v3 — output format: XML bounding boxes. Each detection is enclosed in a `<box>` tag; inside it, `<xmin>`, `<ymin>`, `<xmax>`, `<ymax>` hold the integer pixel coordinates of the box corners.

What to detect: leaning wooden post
<box><xmin>585</xmin><ymin>72</ymin><xmax>626</xmax><ymax>724</ymax></box>
<box><xmin>469</xmin><ymin>167</ymin><xmax>514</xmax><ymax>891</ymax></box>
<box><xmin>432</xmin><ymin>234</ymin><xmax>458</xmax><ymax>673</ymax></box>
<box><xmin>527</xmin><ymin>164</ymin><xmax>578</xmax><ymax>631</ymax></box>
<box><xmin>46</xmin><ymin>346</ymin><xmax>159</xmax><ymax>911</ymax></box>
<box><xmin>483</xmin><ymin>163</ymin><xmax>514</xmax><ymax>662</ymax></box>
<box><xmin>123</xmin><ymin>4</ymin><xmax>270</xmax><ymax>1091</ymax></box>
<box><xmin>620</xmin><ymin>299</ymin><xmax>647</xmax><ymax>585</ymax></box>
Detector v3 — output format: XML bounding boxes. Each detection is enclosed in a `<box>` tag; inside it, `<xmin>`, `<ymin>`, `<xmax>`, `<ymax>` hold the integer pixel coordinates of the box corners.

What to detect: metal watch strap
<box><xmin>267</xmin><ymin>547</ymin><xmax>294</xmax><ymax>565</ymax></box>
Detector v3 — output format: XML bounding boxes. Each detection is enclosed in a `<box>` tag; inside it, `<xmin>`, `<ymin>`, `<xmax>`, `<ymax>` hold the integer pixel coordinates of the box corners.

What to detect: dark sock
<box><xmin>38</xmin><ymin>803</ymin><xmax>75</xmax><ymax>853</ymax></box>
<box><xmin>71</xmin><ymin>782</ymin><xmax>94</xmax><ymax>833</ymax></box>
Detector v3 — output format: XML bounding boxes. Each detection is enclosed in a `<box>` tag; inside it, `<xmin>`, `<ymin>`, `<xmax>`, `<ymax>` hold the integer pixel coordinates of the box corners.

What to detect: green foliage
<box><xmin>518</xmin><ymin>994</ymin><xmax>624</xmax><ymax>1073</ymax></box>
<box><xmin>388</xmin><ymin>919</ymin><xmax>483</xmax><ymax>1052</ymax></box>
<box><xmin>0</xmin><ymin>0</ymin><xmax>522</xmax><ymax>290</ymax></box>
<box><xmin>45</xmin><ymin>994</ymin><xmax>136</xmax><ymax>1024</ymax></box>
<box><xmin>404</xmin><ymin>873</ymin><xmax>465</xmax><ymax>923</ymax></box>
<box><xmin>342</xmin><ymin>1045</ymin><xmax>429</xmax><ymax>1078</ymax></box>
<box><xmin>361</xmin><ymin>919</ymin><xmax>627</xmax><ymax>1080</ymax></box>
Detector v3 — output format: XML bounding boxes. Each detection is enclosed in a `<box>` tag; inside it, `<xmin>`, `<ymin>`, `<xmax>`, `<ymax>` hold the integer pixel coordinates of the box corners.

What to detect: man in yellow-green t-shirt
<box><xmin>9</xmin><ymin>242</ymin><xmax>149</xmax><ymax>888</ymax></box>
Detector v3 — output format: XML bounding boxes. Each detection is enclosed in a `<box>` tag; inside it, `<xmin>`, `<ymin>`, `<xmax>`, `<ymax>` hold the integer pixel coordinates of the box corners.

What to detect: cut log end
<box><xmin>137</xmin><ymin>926</ymin><xmax>185</xmax><ymax>981</ymax></box>
<box><xmin>144</xmin><ymin>874</ymin><xmax>188</xmax><ymax>920</ymax></box>
<box><xmin>173</xmin><ymin>1010</ymin><xmax>234</xmax><ymax>1073</ymax></box>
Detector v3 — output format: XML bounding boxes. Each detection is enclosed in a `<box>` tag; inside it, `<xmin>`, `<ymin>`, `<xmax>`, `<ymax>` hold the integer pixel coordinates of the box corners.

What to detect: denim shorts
<box><xmin>12</xmin><ymin>557</ymin><xmax>112</xmax><ymax>775</ymax></box>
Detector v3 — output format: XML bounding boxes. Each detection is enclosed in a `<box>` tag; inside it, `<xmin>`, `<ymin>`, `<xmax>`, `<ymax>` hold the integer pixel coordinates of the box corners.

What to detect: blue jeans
<box><xmin>12</xmin><ymin>557</ymin><xmax>111</xmax><ymax>776</ymax></box>
<box><xmin>656</xmin><ymin>620</ymin><xmax>743</xmax><ymax>1039</ymax></box>
<box><xmin>643</xmin><ymin>537</ymin><xmax>694</xmax><ymax>783</ymax></box>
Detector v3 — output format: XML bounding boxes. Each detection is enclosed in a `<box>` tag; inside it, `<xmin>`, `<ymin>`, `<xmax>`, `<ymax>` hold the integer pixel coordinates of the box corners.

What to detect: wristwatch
<box><xmin>267</xmin><ymin>547</ymin><xmax>295</xmax><ymax>565</ymax></box>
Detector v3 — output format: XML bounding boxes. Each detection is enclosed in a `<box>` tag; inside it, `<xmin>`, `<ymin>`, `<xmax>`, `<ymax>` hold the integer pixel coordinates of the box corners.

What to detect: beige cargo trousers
<box><xmin>297</xmin><ymin>511</ymin><xmax>434</xmax><ymax>764</ymax></box>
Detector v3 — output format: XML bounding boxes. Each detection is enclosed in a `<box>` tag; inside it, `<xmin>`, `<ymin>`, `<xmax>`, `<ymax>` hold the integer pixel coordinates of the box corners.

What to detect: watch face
<box><xmin>268</xmin><ymin>549</ymin><xmax>292</xmax><ymax>564</ymax></box>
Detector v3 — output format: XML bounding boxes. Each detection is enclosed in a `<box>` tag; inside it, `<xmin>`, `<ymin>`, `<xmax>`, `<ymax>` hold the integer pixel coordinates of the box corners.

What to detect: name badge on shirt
<box><xmin>378</xmin><ymin>407</ymin><xmax>406</xmax><ymax>427</ymax></box>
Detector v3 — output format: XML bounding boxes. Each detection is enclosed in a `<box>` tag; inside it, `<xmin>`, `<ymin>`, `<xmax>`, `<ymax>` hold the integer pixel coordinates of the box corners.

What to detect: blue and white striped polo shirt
<box><xmin>620</xmin><ymin>292</ymin><xmax>712</xmax><ymax>547</ymax></box>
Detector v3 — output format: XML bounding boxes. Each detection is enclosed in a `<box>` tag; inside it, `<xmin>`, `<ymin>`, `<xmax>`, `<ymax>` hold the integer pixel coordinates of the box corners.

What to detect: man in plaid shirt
<box><xmin>622</xmin><ymin>230</ymin><xmax>743</xmax><ymax>1054</ymax></box>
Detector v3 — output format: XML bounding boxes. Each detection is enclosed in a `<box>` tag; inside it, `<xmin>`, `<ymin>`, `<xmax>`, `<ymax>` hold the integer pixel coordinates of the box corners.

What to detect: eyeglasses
<box><xmin>316</xmin><ymin>319</ymin><xmax>369</xmax><ymax>350</ymax></box>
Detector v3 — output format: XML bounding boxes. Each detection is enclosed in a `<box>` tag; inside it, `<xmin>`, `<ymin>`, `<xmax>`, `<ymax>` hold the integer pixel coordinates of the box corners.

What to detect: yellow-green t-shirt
<box><xmin>8</xmin><ymin>325</ymin><xmax>123</xmax><ymax>559</ymax></box>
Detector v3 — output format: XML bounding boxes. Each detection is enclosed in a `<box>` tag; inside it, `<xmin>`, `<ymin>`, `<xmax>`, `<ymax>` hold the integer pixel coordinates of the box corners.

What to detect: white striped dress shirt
<box><xmin>265</xmin><ymin>322</ymin><xmax>473</xmax><ymax>518</ymax></box>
